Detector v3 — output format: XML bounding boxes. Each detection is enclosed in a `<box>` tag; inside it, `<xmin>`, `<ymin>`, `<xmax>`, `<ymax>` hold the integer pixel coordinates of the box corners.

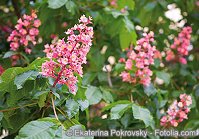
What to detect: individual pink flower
<box><xmin>41</xmin><ymin>15</ymin><xmax>93</xmax><ymax>94</ymax></box>
<box><xmin>166</xmin><ymin>26</ymin><xmax>192</xmax><ymax>64</ymax></box>
<box><xmin>7</xmin><ymin>10</ymin><xmax>41</xmax><ymax>54</ymax></box>
<box><xmin>33</xmin><ymin>19</ymin><xmax>41</xmax><ymax>27</ymax></box>
<box><xmin>179</xmin><ymin>57</ymin><xmax>187</xmax><ymax>64</ymax></box>
<box><xmin>118</xmin><ymin>58</ymin><xmax>125</xmax><ymax>63</ymax></box>
<box><xmin>166</xmin><ymin>50</ymin><xmax>175</xmax><ymax>61</ymax></box>
<box><xmin>119</xmin><ymin>31</ymin><xmax>157</xmax><ymax>86</ymax></box>
<box><xmin>160</xmin><ymin>94</ymin><xmax>192</xmax><ymax>128</ymax></box>
<box><xmin>125</xmin><ymin>59</ymin><xmax>132</xmax><ymax>70</ymax></box>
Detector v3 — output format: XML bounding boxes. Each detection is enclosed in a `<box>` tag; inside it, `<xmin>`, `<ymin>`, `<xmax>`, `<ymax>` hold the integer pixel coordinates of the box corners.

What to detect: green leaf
<box><xmin>0</xmin><ymin>112</ymin><xmax>3</xmax><ymax>121</ymax></box>
<box><xmin>85</xmin><ymin>86</ymin><xmax>102</xmax><ymax>105</ymax></box>
<box><xmin>156</xmin><ymin>71</ymin><xmax>170</xmax><ymax>85</ymax></box>
<box><xmin>52</xmin><ymin>88</ymin><xmax>61</xmax><ymax>99</ymax></box>
<box><xmin>144</xmin><ymin>83</ymin><xmax>157</xmax><ymax>96</ymax></box>
<box><xmin>123</xmin><ymin>17</ymin><xmax>135</xmax><ymax>32</ymax></box>
<box><xmin>121</xmin><ymin>113</ymin><xmax>133</xmax><ymax>128</ymax></box>
<box><xmin>14</xmin><ymin>70</ymin><xmax>39</xmax><ymax>89</ymax></box>
<box><xmin>185</xmin><ymin>119</ymin><xmax>199</xmax><ymax>130</ymax></box>
<box><xmin>106</xmin><ymin>17</ymin><xmax>123</xmax><ymax>37</ymax></box>
<box><xmin>100</xmin><ymin>87</ymin><xmax>114</xmax><ymax>103</ymax></box>
<box><xmin>110</xmin><ymin>104</ymin><xmax>131</xmax><ymax>119</ymax></box>
<box><xmin>114</xmin><ymin>63</ymin><xmax>125</xmax><ymax>73</ymax></box>
<box><xmin>65</xmin><ymin>0</ymin><xmax>77</xmax><ymax>15</ymax></box>
<box><xmin>3</xmin><ymin>51</ymin><xmax>18</xmax><ymax>58</ymax></box>
<box><xmin>38</xmin><ymin>93</ymin><xmax>47</xmax><ymax>108</ymax></box>
<box><xmin>65</xmin><ymin>99</ymin><xmax>79</xmax><ymax>118</ymax></box>
<box><xmin>15</xmin><ymin>118</ymin><xmax>60</xmax><ymax>139</ymax></box>
<box><xmin>118</xmin><ymin>0</ymin><xmax>135</xmax><ymax>10</ymax></box>
<box><xmin>77</xmin><ymin>99</ymin><xmax>89</xmax><ymax>111</ymax></box>
<box><xmin>132</xmin><ymin>104</ymin><xmax>155</xmax><ymax>129</ymax></box>
<box><xmin>102</xmin><ymin>100</ymin><xmax>131</xmax><ymax>112</ymax></box>
<box><xmin>0</xmin><ymin>67</ymin><xmax>25</xmax><ymax>92</ymax></box>
<box><xmin>63</xmin><ymin>119</ymin><xmax>82</xmax><ymax>130</ymax></box>
<box><xmin>28</xmin><ymin>58</ymin><xmax>48</xmax><ymax>70</ymax></box>
<box><xmin>48</xmin><ymin>0</ymin><xmax>68</xmax><ymax>9</ymax></box>
<box><xmin>119</xmin><ymin>25</ymin><xmax>137</xmax><ymax>49</ymax></box>
<box><xmin>82</xmin><ymin>72</ymin><xmax>97</xmax><ymax>86</ymax></box>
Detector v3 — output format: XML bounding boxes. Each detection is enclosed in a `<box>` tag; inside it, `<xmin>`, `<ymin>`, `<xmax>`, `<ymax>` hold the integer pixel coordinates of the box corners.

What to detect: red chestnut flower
<box><xmin>7</xmin><ymin>10</ymin><xmax>41</xmax><ymax>54</ymax></box>
<box><xmin>160</xmin><ymin>94</ymin><xmax>192</xmax><ymax>127</ymax></box>
<box><xmin>166</xmin><ymin>26</ymin><xmax>192</xmax><ymax>64</ymax></box>
<box><xmin>119</xmin><ymin>31</ymin><xmax>157</xmax><ymax>86</ymax></box>
<box><xmin>41</xmin><ymin>15</ymin><xmax>93</xmax><ymax>94</ymax></box>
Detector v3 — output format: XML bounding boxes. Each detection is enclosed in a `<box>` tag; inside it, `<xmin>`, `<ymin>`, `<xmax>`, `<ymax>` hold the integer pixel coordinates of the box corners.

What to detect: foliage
<box><xmin>0</xmin><ymin>0</ymin><xmax>198</xmax><ymax>138</ymax></box>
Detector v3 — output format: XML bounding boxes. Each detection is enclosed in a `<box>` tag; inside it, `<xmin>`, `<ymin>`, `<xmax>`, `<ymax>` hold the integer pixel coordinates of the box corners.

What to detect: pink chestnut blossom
<box><xmin>160</xmin><ymin>93</ymin><xmax>192</xmax><ymax>128</ymax></box>
<box><xmin>41</xmin><ymin>15</ymin><xmax>93</xmax><ymax>94</ymax></box>
<box><xmin>166</xmin><ymin>26</ymin><xmax>192</xmax><ymax>64</ymax></box>
<box><xmin>119</xmin><ymin>31</ymin><xmax>157</xmax><ymax>86</ymax></box>
<box><xmin>7</xmin><ymin>10</ymin><xmax>41</xmax><ymax>54</ymax></box>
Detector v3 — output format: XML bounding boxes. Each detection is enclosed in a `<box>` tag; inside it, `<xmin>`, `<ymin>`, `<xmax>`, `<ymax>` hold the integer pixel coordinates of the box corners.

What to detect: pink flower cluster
<box><xmin>160</xmin><ymin>94</ymin><xmax>192</xmax><ymax>127</ymax></box>
<box><xmin>7</xmin><ymin>10</ymin><xmax>41</xmax><ymax>54</ymax></box>
<box><xmin>41</xmin><ymin>15</ymin><xmax>93</xmax><ymax>94</ymax></box>
<box><xmin>166</xmin><ymin>27</ymin><xmax>192</xmax><ymax>64</ymax></box>
<box><xmin>119</xmin><ymin>32</ymin><xmax>157</xmax><ymax>86</ymax></box>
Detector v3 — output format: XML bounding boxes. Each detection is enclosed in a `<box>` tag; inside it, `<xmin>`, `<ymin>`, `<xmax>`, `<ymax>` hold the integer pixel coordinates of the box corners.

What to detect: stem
<box><xmin>52</xmin><ymin>42</ymin><xmax>77</xmax><ymax>87</ymax></box>
<box><xmin>0</xmin><ymin>102</ymin><xmax>37</xmax><ymax>112</ymax></box>
<box><xmin>86</xmin><ymin>108</ymin><xmax>90</xmax><ymax>127</ymax></box>
<box><xmin>51</xmin><ymin>96</ymin><xmax>59</xmax><ymax>120</ymax></box>
<box><xmin>105</xmin><ymin>66</ymin><xmax>113</xmax><ymax>88</ymax></box>
<box><xmin>107</xmin><ymin>72</ymin><xmax>113</xmax><ymax>88</ymax></box>
<box><xmin>130</xmin><ymin>94</ymin><xmax>133</xmax><ymax>102</ymax></box>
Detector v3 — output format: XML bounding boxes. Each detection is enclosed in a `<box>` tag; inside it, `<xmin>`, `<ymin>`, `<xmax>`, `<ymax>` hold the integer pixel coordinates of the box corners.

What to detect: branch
<box><xmin>0</xmin><ymin>102</ymin><xmax>37</xmax><ymax>112</ymax></box>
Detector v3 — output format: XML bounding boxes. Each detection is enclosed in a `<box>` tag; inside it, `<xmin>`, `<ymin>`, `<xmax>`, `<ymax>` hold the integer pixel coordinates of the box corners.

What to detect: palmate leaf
<box><xmin>15</xmin><ymin>118</ymin><xmax>83</xmax><ymax>139</ymax></box>
<box><xmin>0</xmin><ymin>67</ymin><xmax>25</xmax><ymax>92</ymax></box>
<box><xmin>14</xmin><ymin>70</ymin><xmax>39</xmax><ymax>89</ymax></box>
<box><xmin>156</xmin><ymin>71</ymin><xmax>170</xmax><ymax>85</ymax></box>
<box><xmin>85</xmin><ymin>86</ymin><xmax>102</xmax><ymax>105</ymax></box>
<box><xmin>110</xmin><ymin>104</ymin><xmax>131</xmax><ymax>119</ymax></box>
<box><xmin>48</xmin><ymin>0</ymin><xmax>68</xmax><ymax>9</ymax></box>
<box><xmin>3</xmin><ymin>51</ymin><xmax>18</xmax><ymax>58</ymax></box>
<box><xmin>117</xmin><ymin>0</ymin><xmax>135</xmax><ymax>10</ymax></box>
<box><xmin>102</xmin><ymin>100</ymin><xmax>131</xmax><ymax>112</ymax></box>
<box><xmin>132</xmin><ymin>104</ymin><xmax>155</xmax><ymax>129</ymax></box>
<box><xmin>15</xmin><ymin>120</ymin><xmax>58</xmax><ymax>139</ymax></box>
<box><xmin>65</xmin><ymin>99</ymin><xmax>79</xmax><ymax>118</ymax></box>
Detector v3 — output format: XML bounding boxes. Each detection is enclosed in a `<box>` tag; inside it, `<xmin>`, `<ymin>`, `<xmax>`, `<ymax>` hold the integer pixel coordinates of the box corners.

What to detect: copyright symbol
<box><xmin>65</xmin><ymin>129</ymin><xmax>73</xmax><ymax>137</ymax></box>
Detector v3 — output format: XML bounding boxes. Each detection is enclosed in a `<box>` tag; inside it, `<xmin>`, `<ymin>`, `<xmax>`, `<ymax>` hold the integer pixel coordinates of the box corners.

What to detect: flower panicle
<box><xmin>7</xmin><ymin>10</ymin><xmax>41</xmax><ymax>54</ymax></box>
<box><xmin>119</xmin><ymin>31</ymin><xmax>157</xmax><ymax>86</ymax></box>
<box><xmin>41</xmin><ymin>15</ymin><xmax>93</xmax><ymax>94</ymax></box>
<box><xmin>160</xmin><ymin>93</ymin><xmax>192</xmax><ymax>127</ymax></box>
<box><xmin>166</xmin><ymin>26</ymin><xmax>192</xmax><ymax>64</ymax></box>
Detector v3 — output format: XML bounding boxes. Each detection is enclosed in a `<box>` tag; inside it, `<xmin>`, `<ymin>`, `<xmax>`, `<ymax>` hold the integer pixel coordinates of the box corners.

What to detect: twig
<box><xmin>0</xmin><ymin>102</ymin><xmax>37</xmax><ymax>112</ymax></box>
<box><xmin>105</xmin><ymin>66</ymin><xmax>113</xmax><ymax>88</ymax></box>
<box><xmin>51</xmin><ymin>96</ymin><xmax>59</xmax><ymax>120</ymax></box>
